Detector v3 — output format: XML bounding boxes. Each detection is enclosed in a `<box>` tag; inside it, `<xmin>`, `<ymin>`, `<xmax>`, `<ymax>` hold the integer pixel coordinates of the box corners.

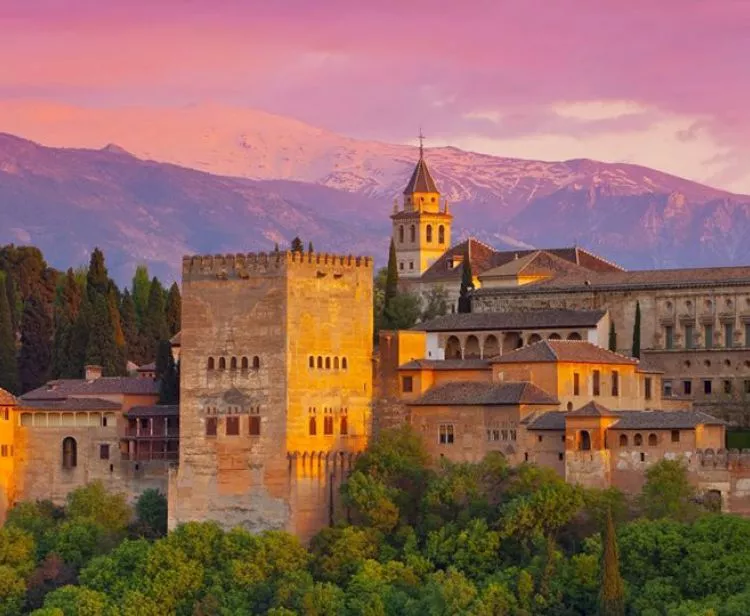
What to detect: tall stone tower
<box><xmin>169</xmin><ymin>250</ymin><xmax>373</xmax><ymax>541</ymax></box>
<box><xmin>391</xmin><ymin>139</ymin><xmax>452</xmax><ymax>278</ymax></box>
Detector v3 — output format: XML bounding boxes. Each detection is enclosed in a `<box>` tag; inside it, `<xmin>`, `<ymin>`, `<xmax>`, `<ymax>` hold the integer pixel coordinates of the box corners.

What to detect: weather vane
<box><xmin>418</xmin><ymin>128</ymin><xmax>425</xmax><ymax>159</ymax></box>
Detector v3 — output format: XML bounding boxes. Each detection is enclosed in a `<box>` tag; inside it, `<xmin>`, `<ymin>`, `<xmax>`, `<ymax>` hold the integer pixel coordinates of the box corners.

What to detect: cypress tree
<box><xmin>599</xmin><ymin>509</ymin><xmax>625</xmax><ymax>616</ymax></box>
<box><xmin>68</xmin><ymin>294</ymin><xmax>91</xmax><ymax>378</ymax></box>
<box><xmin>274</xmin><ymin>242</ymin><xmax>280</xmax><ymax>253</ymax></box>
<box><xmin>384</xmin><ymin>239</ymin><xmax>398</xmax><ymax>310</ymax></box>
<box><xmin>165</xmin><ymin>283</ymin><xmax>182</xmax><ymax>338</ymax></box>
<box><xmin>308</xmin><ymin>241</ymin><xmax>314</xmax><ymax>253</ymax></box>
<box><xmin>86</xmin><ymin>247</ymin><xmax>109</xmax><ymax>299</ymax></box>
<box><xmin>632</xmin><ymin>301</ymin><xmax>641</xmax><ymax>359</ymax></box>
<box><xmin>156</xmin><ymin>340</ymin><xmax>179</xmax><ymax>404</ymax></box>
<box><xmin>86</xmin><ymin>294</ymin><xmax>123</xmax><ymax>376</ymax></box>
<box><xmin>0</xmin><ymin>272</ymin><xmax>19</xmax><ymax>393</ymax></box>
<box><xmin>142</xmin><ymin>277</ymin><xmax>167</xmax><ymax>361</ymax></box>
<box><xmin>121</xmin><ymin>290</ymin><xmax>144</xmax><ymax>365</ymax></box>
<box><xmin>608</xmin><ymin>322</ymin><xmax>617</xmax><ymax>352</ymax></box>
<box><xmin>458</xmin><ymin>249</ymin><xmax>474</xmax><ymax>314</ymax></box>
<box><xmin>18</xmin><ymin>294</ymin><xmax>52</xmax><ymax>393</ymax></box>
<box><xmin>4</xmin><ymin>269</ymin><xmax>18</xmax><ymax>332</ymax></box>
<box><xmin>131</xmin><ymin>265</ymin><xmax>151</xmax><ymax>325</ymax></box>
<box><xmin>290</xmin><ymin>237</ymin><xmax>304</xmax><ymax>253</ymax></box>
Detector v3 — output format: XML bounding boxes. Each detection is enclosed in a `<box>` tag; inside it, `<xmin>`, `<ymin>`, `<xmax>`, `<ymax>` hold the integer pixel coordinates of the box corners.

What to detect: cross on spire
<box><xmin>418</xmin><ymin>128</ymin><xmax>425</xmax><ymax>159</ymax></box>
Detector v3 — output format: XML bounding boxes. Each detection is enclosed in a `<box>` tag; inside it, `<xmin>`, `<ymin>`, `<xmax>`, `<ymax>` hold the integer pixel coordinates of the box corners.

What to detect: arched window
<box><xmin>619</xmin><ymin>434</ymin><xmax>628</xmax><ymax>447</ymax></box>
<box><xmin>438</xmin><ymin>225</ymin><xmax>445</xmax><ymax>244</ymax></box>
<box><xmin>218</xmin><ymin>357</ymin><xmax>226</xmax><ymax>370</ymax></box>
<box><xmin>445</xmin><ymin>336</ymin><xmax>461</xmax><ymax>359</ymax></box>
<box><xmin>484</xmin><ymin>335</ymin><xmax>500</xmax><ymax>358</ymax></box>
<box><xmin>410</xmin><ymin>225</ymin><xmax>416</xmax><ymax>242</ymax></box>
<box><xmin>340</xmin><ymin>414</ymin><xmax>348</xmax><ymax>436</ymax></box>
<box><xmin>325</xmin><ymin>357</ymin><xmax>331</xmax><ymax>369</ymax></box>
<box><xmin>648</xmin><ymin>433</ymin><xmax>658</xmax><ymax>446</ymax></box>
<box><xmin>426</xmin><ymin>225</ymin><xmax>433</xmax><ymax>242</ymax></box>
<box><xmin>464</xmin><ymin>335</ymin><xmax>480</xmax><ymax>359</ymax></box>
<box><xmin>528</xmin><ymin>333</ymin><xmax>542</xmax><ymax>344</ymax></box>
<box><xmin>578</xmin><ymin>430</ymin><xmax>591</xmax><ymax>451</ymax></box>
<box><xmin>317</xmin><ymin>356</ymin><xmax>323</xmax><ymax>369</ymax></box>
<box><xmin>207</xmin><ymin>357</ymin><xmax>215</xmax><ymax>371</ymax></box>
<box><xmin>241</xmin><ymin>357</ymin><xmax>249</xmax><ymax>370</ymax></box>
<box><xmin>324</xmin><ymin>415</ymin><xmax>334</xmax><ymax>435</ymax></box>
<box><xmin>334</xmin><ymin>357</ymin><xmax>340</xmax><ymax>370</ymax></box>
<box><xmin>230</xmin><ymin>357</ymin><xmax>238</xmax><ymax>370</ymax></box>
<box><xmin>342</xmin><ymin>357</ymin><xmax>348</xmax><ymax>370</ymax></box>
<box><xmin>567</xmin><ymin>332</ymin><xmax>583</xmax><ymax>341</ymax></box>
<box><xmin>62</xmin><ymin>437</ymin><xmax>77</xmax><ymax>469</ymax></box>
<box><xmin>252</xmin><ymin>356</ymin><xmax>260</xmax><ymax>369</ymax></box>
<box><xmin>548</xmin><ymin>333</ymin><xmax>562</xmax><ymax>340</ymax></box>
<box><xmin>309</xmin><ymin>356</ymin><xmax>314</xmax><ymax>368</ymax></box>
<box><xmin>309</xmin><ymin>416</ymin><xmax>317</xmax><ymax>436</ymax></box>
<box><xmin>634</xmin><ymin>433</ymin><xmax>643</xmax><ymax>446</ymax></box>
<box><xmin>399</xmin><ymin>226</ymin><xmax>404</xmax><ymax>243</ymax></box>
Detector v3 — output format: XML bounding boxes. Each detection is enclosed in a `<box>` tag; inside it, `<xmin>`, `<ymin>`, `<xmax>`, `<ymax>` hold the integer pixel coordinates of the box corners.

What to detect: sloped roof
<box><xmin>479</xmin><ymin>250</ymin><xmax>586</xmax><ymax>280</ymax></box>
<box><xmin>523</xmin><ymin>411</ymin><xmax>567</xmax><ymax>431</ymax></box>
<box><xmin>170</xmin><ymin>331</ymin><xmax>181</xmax><ymax>346</ymax></box>
<box><xmin>491</xmin><ymin>339</ymin><xmax>637</xmax><ymax>366</ymax></box>
<box><xmin>20</xmin><ymin>397</ymin><xmax>121</xmax><ymax>411</ymax></box>
<box><xmin>0</xmin><ymin>388</ymin><xmax>17</xmax><ymax>406</ymax></box>
<box><xmin>21</xmin><ymin>377</ymin><xmax>160</xmax><ymax>401</ymax></box>
<box><xmin>567</xmin><ymin>401</ymin><xmax>619</xmax><ymax>417</ymax></box>
<box><xmin>412</xmin><ymin>309</ymin><xmax>606</xmax><ymax>332</ymax></box>
<box><xmin>403</xmin><ymin>157</ymin><xmax>439</xmax><ymax>194</ymax></box>
<box><xmin>408</xmin><ymin>380</ymin><xmax>558</xmax><ymax>406</ymax></box>
<box><xmin>126</xmin><ymin>404</ymin><xmax>179</xmax><ymax>418</ymax></box>
<box><xmin>398</xmin><ymin>359</ymin><xmax>491</xmax><ymax>371</ymax></box>
<box><xmin>612</xmin><ymin>411</ymin><xmax>726</xmax><ymax>430</ymax></box>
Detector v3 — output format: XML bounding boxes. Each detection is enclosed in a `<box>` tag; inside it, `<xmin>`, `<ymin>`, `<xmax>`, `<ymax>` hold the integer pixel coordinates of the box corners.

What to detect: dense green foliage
<box><xmin>3</xmin><ymin>431</ymin><xmax>746</xmax><ymax>615</ymax></box>
<box><xmin>632</xmin><ymin>301</ymin><xmax>641</xmax><ymax>359</ymax></box>
<box><xmin>458</xmin><ymin>249</ymin><xmax>474</xmax><ymax>313</ymax></box>
<box><xmin>608</xmin><ymin>321</ymin><xmax>617</xmax><ymax>353</ymax></box>
<box><xmin>0</xmin><ymin>244</ymin><xmax>180</xmax><ymax>394</ymax></box>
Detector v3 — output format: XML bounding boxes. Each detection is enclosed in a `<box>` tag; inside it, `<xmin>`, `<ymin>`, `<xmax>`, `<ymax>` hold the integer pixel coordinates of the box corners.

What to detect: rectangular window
<box><xmin>248</xmin><ymin>415</ymin><xmax>261</xmax><ymax>436</ymax></box>
<box><xmin>439</xmin><ymin>423</ymin><xmax>454</xmax><ymax>445</ymax></box>
<box><xmin>725</xmin><ymin>323</ymin><xmax>734</xmax><ymax>348</ymax></box>
<box><xmin>226</xmin><ymin>416</ymin><xmax>240</xmax><ymax>436</ymax></box>
<box><xmin>705</xmin><ymin>324</ymin><xmax>713</xmax><ymax>349</ymax></box>
<box><xmin>99</xmin><ymin>444</ymin><xmax>110</xmax><ymax>460</ymax></box>
<box><xmin>573</xmin><ymin>373</ymin><xmax>580</xmax><ymax>396</ymax></box>
<box><xmin>206</xmin><ymin>417</ymin><xmax>217</xmax><ymax>437</ymax></box>
<box><xmin>537</xmin><ymin>435</ymin><xmax>543</xmax><ymax>443</ymax></box>
<box><xmin>663</xmin><ymin>380</ymin><xmax>673</xmax><ymax>397</ymax></box>
<box><xmin>645</xmin><ymin>377</ymin><xmax>652</xmax><ymax>400</ymax></box>
<box><xmin>399</xmin><ymin>262</ymin><xmax>404</xmax><ymax>271</ymax></box>
<box><xmin>0</xmin><ymin>445</ymin><xmax>7</xmax><ymax>457</ymax></box>
<box><xmin>745</xmin><ymin>380</ymin><xmax>750</xmax><ymax>395</ymax></box>
<box><xmin>558</xmin><ymin>452</ymin><xmax>564</xmax><ymax>461</ymax></box>
<box><xmin>593</xmin><ymin>370</ymin><xmax>601</xmax><ymax>396</ymax></box>
<box><xmin>746</xmin><ymin>323</ymin><xmax>750</xmax><ymax>348</ymax></box>
<box><xmin>704</xmin><ymin>380</ymin><xmax>712</xmax><ymax>395</ymax></box>
<box><xmin>724</xmin><ymin>380</ymin><xmax>732</xmax><ymax>395</ymax></box>
<box><xmin>2</xmin><ymin>409</ymin><xmax>8</xmax><ymax>420</ymax></box>
<box><xmin>402</xmin><ymin>376</ymin><xmax>413</xmax><ymax>393</ymax></box>
<box><xmin>683</xmin><ymin>380</ymin><xmax>692</xmax><ymax>395</ymax></box>
<box><xmin>409</xmin><ymin>261</ymin><xmax>414</xmax><ymax>270</ymax></box>
<box><xmin>611</xmin><ymin>371</ymin><xmax>619</xmax><ymax>396</ymax></box>
<box><xmin>324</xmin><ymin>416</ymin><xmax>334</xmax><ymax>436</ymax></box>
<box><xmin>665</xmin><ymin>326</ymin><xmax>674</xmax><ymax>349</ymax></box>
<box><xmin>671</xmin><ymin>430</ymin><xmax>680</xmax><ymax>443</ymax></box>
<box><xmin>685</xmin><ymin>325</ymin><xmax>694</xmax><ymax>349</ymax></box>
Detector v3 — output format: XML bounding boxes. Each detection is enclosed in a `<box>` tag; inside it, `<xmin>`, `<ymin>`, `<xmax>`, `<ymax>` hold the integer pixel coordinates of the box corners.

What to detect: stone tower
<box><xmin>391</xmin><ymin>140</ymin><xmax>452</xmax><ymax>278</ymax></box>
<box><xmin>169</xmin><ymin>250</ymin><xmax>373</xmax><ymax>541</ymax></box>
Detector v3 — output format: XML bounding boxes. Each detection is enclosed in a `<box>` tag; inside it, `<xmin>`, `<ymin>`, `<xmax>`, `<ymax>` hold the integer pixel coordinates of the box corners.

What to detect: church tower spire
<box><xmin>390</xmin><ymin>131</ymin><xmax>453</xmax><ymax>279</ymax></box>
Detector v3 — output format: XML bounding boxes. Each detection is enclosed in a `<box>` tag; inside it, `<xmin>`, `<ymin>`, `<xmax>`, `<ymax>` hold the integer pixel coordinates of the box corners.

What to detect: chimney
<box><xmin>85</xmin><ymin>365</ymin><xmax>103</xmax><ymax>381</ymax></box>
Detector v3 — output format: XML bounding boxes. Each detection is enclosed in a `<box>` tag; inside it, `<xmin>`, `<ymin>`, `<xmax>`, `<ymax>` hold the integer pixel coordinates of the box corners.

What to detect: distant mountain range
<box><xmin>2</xmin><ymin>102</ymin><xmax>750</xmax><ymax>282</ymax></box>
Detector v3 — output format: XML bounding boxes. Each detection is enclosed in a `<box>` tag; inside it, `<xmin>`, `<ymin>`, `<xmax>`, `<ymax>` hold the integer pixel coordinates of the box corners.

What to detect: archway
<box><xmin>567</xmin><ymin>332</ymin><xmax>582</xmax><ymax>341</ymax></box>
<box><xmin>502</xmin><ymin>332</ymin><xmax>523</xmax><ymax>352</ymax></box>
<box><xmin>484</xmin><ymin>335</ymin><xmax>500</xmax><ymax>358</ymax></box>
<box><xmin>527</xmin><ymin>333</ymin><xmax>542</xmax><ymax>344</ymax></box>
<box><xmin>62</xmin><ymin>437</ymin><xmax>77</xmax><ymax>469</ymax></box>
<box><xmin>445</xmin><ymin>336</ymin><xmax>462</xmax><ymax>359</ymax></box>
<box><xmin>548</xmin><ymin>333</ymin><xmax>562</xmax><ymax>340</ymax></box>
<box><xmin>578</xmin><ymin>430</ymin><xmax>591</xmax><ymax>451</ymax></box>
<box><xmin>464</xmin><ymin>335</ymin><xmax>481</xmax><ymax>359</ymax></box>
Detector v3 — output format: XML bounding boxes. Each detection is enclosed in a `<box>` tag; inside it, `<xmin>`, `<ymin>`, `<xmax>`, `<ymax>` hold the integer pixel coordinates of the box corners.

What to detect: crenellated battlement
<box><xmin>182</xmin><ymin>250</ymin><xmax>373</xmax><ymax>280</ymax></box>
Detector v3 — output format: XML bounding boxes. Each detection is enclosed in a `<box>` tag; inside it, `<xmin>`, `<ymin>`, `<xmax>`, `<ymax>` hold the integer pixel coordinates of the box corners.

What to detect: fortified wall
<box><xmin>169</xmin><ymin>251</ymin><xmax>373</xmax><ymax>541</ymax></box>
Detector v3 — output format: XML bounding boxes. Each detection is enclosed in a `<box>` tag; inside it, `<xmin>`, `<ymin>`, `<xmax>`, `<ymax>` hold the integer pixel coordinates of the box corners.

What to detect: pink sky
<box><xmin>2</xmin><ymin>0</ymin><xmax>750</xmax><ymax>192</ymax></box>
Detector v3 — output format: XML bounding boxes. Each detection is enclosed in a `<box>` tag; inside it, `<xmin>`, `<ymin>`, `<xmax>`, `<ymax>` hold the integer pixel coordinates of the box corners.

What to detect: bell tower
<box><xmin>391</xmin><ymin>132</ymin><xmax>452</xmax><ymax>279</ymax></box>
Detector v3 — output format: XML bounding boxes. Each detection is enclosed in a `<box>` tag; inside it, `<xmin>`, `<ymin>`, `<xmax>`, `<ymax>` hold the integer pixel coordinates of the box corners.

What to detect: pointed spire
<box><xmin>418</xmin><ymin>127</ymin><xmax>425</xmax><ymax>160</ymax></box>
<box><xmin>403</xmin><ymin>129</ymin><xmax>439</xmax><ymax>195</ymax></box>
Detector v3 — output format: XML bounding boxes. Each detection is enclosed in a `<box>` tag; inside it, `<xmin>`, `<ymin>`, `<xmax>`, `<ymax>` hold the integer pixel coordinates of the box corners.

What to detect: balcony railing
<box><xmin>124</xmin><ymin>427</ymin><xmax>180</xmax><ymax>438</ymax></box>
<box><xmin>121</xmin><ymin>451</ymin><xmax>179</xmax><ymax>462</ymax></box>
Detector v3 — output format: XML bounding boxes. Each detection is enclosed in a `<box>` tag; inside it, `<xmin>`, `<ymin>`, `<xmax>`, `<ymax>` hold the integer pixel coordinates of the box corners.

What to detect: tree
<box><xmin>18</xmin><ymin>294</ymin><xmax>52</xmax><ymax>393</ymax></box>
<box><xmin>131</xmin><ymin>265</ymin><xmax>151</xmax><ymax>325</ymax></box>
<box><xmin>165</xmin><ymin>283</ymin><xmax>181</xmax><ymax>338</ymax></box>
<box><xmin>156</xmin><ymin>340</ymin><xmax>179</xmax><ymax>404</ymax></box>
<box><xmin>0</xmin><ymin>273</ymin><xmax>19</xmax><ymax>394</ymax></box>
<box><xmin>86</xmin><ymin>294</ymin><xmax>124</xmax><ymax>376</ymax></box>
<box><xmin>308</xmin><ymin>241</ymin><xmax>314</xmax><ymax>254</ymax></box>
<box><xmin>291</xmin><ymin>237</ymin><xmax>304</xmax><ymax>253</ymax></box>
<box><xmin>67</xmin><ymin>295</ymin><xmax>91</xmax><ymax>379</ymax></box>
<box><xmin>3</xmin><ymin>269</ymin><xmax>18</xmax><ymax>333</ymax></box>
<box><xmin>120</xmin><ymin>291</ymin><xmax>143</xmax><ymax>366</ymax></box>
<box><xmin>86</xmin><ymin>247</ymin><xmax>109</xmax><ymax>300</ymax></box>
<box><xmin>142</xmin><ymin>278</ymin><xmax>167</xmax><ymax>361</ymax></box>
<box><xmin>274</xmin><ymin>242</ymin><xmax>280</xmax><ymax>253</ymax></box>
<box><xmin>608</xmin><ymin>322</ymin><xmax>617</xmax><ymax>352</ymax></box>
<box><xmin>458</xmin><ymin>251</ymin><xmax>473</xmax><ymax>314</ymax></box>
<box><xmin>51</xmin><ymin>270</ymin><xmax>84</xmax><ymax>379</ymax></box>
<box><xmin>384</xmin><ymin>239</ymin><xmax>398</xmax><ymax>313</ymax></box>
<box><xmin>66</xmin><ymin>482</ymin><xmax>131</xmax><ymax>536</ymax></box>
<box><xmin>134</xmin><ymin>490</ymin><xmax>168</xmax><ymax>538</ymax></box>
<box><xmin>382</xmin><ymin>293</ymin><xmax>422</xmax><ymax>331</ymax></box>
<box><xmin>632</xmin><ymin>301</ymin><xmax>641</xmax><ymax>359</ymax></box>
<box><xmin>421</xmin><ymin>286</ymin><xmax>449</xmax><ymax>322</ymax></box>
<box><xmin>638</xmin><ymin>459</ymin><xmax>700</xmax><ymax>521</ymax></box>
<box><xmin>599</xmin><ymin>509</ymin><xmax>625</xmax><ymax>616</ymax></box>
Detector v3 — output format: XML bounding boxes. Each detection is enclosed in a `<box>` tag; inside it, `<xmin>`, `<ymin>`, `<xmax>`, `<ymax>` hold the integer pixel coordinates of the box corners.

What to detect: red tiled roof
<box><xmin>0</xmin><ymin>388</ymin><xmax>17</xmax><ymax>406</ymax></box>
<box><xmin>479</xmin><ymin>250</ymin><xmax>587</xmax><ymax>280</ymax></box>
<box><xmin>408</xmin><ymin>380</ymin><xmax>558</xmax><ymax>406</ymax></box>
<box><xmin>126</xmin><ymin>404</ymin><xmax>179</xmax><ymax>418</ymax></box>
<box><xmin>20</xmin><ymin>397</ymin><xmax>121</xmax><ymax>411</ymax></box>
<box><xmin>398</xmin><ymin>359</ymin><xmax>491</xmax><ymax>371</ymax></box>
<box><xmin>403</xmin><ymin>157</ymin><xmax>439</xmax><ymax>194</ymax></box>
<box><xmin>412</xmin><ymin>309</ymin><xmax>606</xmax><ymax>332</ymax></box>
<box><xmin>491</xmin><ymin>339</ymin><xmax>637</xmax><ymax>366</ymax></box>
<box><xmin>567</xmin><ymin>401</ymin><xmax>619</xmax><ymax>417</ymax></box>
<box><xmin>21</xmin><ymin>377</ymin><xmax>160</xmax><ymax>401</ymax></box>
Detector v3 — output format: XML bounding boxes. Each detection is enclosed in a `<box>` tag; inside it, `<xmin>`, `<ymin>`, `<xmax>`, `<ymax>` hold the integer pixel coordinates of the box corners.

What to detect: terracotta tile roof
<box><xmin>491</xmin><ymin>339</ymin><xmax>637</xmax><ymax>366</ymax></box>
<box><xmin>479</xmin><ymin>250</ymin><xmax>587</xmax><ymax>280</ymax></box>
<box><xmin>408</xmin><ymin>380</ymin><xmax>558</xmax><ymax>406</ymax></box>
<box><xmin>126</xmin><ymin>404</ymin><xmax>179</xmax><ymax>418</ymax></box>
<box><xmin>612</xmin><ymin>411</ymin><xmax>726</xmax><ymax>430</ymax></box>
<box><xmin>20</xmin><ymin>397</ymin><xmax>121</xmax><ymax>411</ymax></box>
<box><xmin>21</xmin><ymin>377</ymin><xmax>160</xmax><ymax>401</ymax></box>
<box><xmin>524</xmin><ymin>411</ymin><xmax>567</xmax><ymax>430</ymax></box>
<box><xmin>137</xmin><ymin>363</ymin><xmax>156</xmax><ymax>371</ymax></box>
<box><xmin>567</xmin><ymin>401</ymin><xmax>619</xmax><ymax>417</ymax></box>
<box><xmin>412</xmin><ymin>309</ymin><xmax>606</xmax><ymax>332</ymax></box>
<box><xmin>398</xmin><ymin>359</ymin><xmax>491</xmax><ymax>371</ymax></box>
<box><xmin>403</xmin><ymin>157</ymin><xmax>439</xmax><ymax>194</ymax></box>
<box><xmin>0</xmin><ymin>388</ymin><xmax>17</xmax><ymax>406</ymax></box>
